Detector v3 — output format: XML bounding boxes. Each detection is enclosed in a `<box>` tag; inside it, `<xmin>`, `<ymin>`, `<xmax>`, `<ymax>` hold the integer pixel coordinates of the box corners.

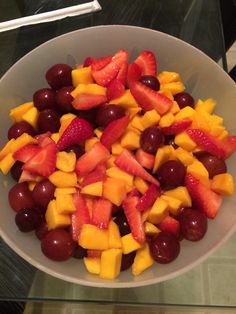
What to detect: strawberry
<box><xmin>185</xmin><ymin>173</ymin><xmax>222</xmax><ymax>219</ymax></box>
<box><xmin>161</xmin><ymin>119</ymin><xmax>192</xmax><ymax>135</ymax></box>
<box><xmin>76</xmin><ymin>142</ymin><xmax>110</xmax><ymax>176</ymax></box>
<box><xmin>91</xmin><ymin>55</ymin><xmax>112</xmax><ymax>71</ymax></box>
<box><xmin>116</xmin><ymin>62</ymin><xmax>128</xmax><ymax>85</ymax></box>
<box><xmin>80</xmin><ymin>163</ymin><xmax>107</xmax><ymax>187</ymax></box>
<box><xmin>100</xmin><ymin>114</ymin><xmax>130</xmax><ymax>150</ymax></box>
<box><xmin>92</xmin><ymin>197</ymin><xmax>112</xmax><ymax>229</ymax></box>
<box><xmin>83</xmin><ymin>56</ymin><xmax>94</xmax><ymax>67</ymax></box>
<box><xmin>35</xmin><ymin>132</ymin><xmax>52</xmax><ymax>145</ymax></box>
<box><xmin>87</xmin><ymin>250</ymin><xmax>102</xmax><ymax>258</ymax></box>
<box><xmin>122</xmin><ymin>195</ymin><xmax>146</xmax><ymax>244</ymax></box>
<box><xmin>135</xmin><ymin>148</ymin><xmax>155</xmax><ymax>169</ymax></box>
<box><xmin>71</xmin><ymin>192</ymin><xmax>90</xmax><ymax>241</ymax></box>
<box><xmin>72</xmin><ymin>93</ymin><xmax>107</xmax><ymax>110</ymax></box>
<box><xmin>130</xmin><ymin>81</ymin><xmax>172</xmax><ymax>115</ymax></box>
<box><xmin>23</xmin><ymin>141</ymin><xmax>57</xmax><ymax>177</ymax></box>
<box><xmin>115</xmin><ymin>149</ymin><xmax>159</xmax><ymax>186</ymax></box>
<box><xmin>134</xmin><ymin>50</ymin><xmax>157</xmax><ymax>76</ymax></box>
<box><xmin>92</xmin><ymin>49</ymin><xmax>128</xmax><ymax>87</ymax></box>
<box><xmin>126</xmin><ymin>62</ymin><xmax>142</xmax><ymax>88</ymax></box>
<box><xmin>158</xmin><ymin>215</ymin><xmax>180</xmax><ymax>237</ymax></box>
<box><xmin>136</xmin><ymin>184</ymin><xmax>161</xmax><ymax>211</ymax></box>
<box><xmin>57</xmin><ymin>117</ymin><xmax>93</xmax><ymax>151</ymax></box>
<box><xmin>106</xmin><ymin>79</ymin><xmax>125</xmax><ymax>101</ymax></box>
<box><xmin>13</xmin><ymin>144</ymin><xmax>41</xmax><ymax>163</ymax></box>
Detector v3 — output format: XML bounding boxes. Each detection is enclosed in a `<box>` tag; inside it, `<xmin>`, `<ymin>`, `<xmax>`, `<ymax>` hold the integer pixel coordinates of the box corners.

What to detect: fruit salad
<box><xmin>0</xmin><ymin>49</ymin><xmax>235</xmax><ymax>280</ymax></box>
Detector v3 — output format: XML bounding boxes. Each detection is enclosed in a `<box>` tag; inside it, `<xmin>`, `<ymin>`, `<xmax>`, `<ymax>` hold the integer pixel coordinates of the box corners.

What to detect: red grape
<box><xmin>33</xmin><ymin>88</ymin><xmax>56</xmax><ymax>111</ymax></box>
<box><xmin>8</xmin><ymin>121</ymin><xmax>35</xmax><ymax>140</ymax></box>
<box><xmin>96</xmin><ymin>104</ymin><xmax>125</xmax><ymax>128</ymax></box>
<box><xmin>46</xmin><ymin>64</ymin><xmax>72</xmax><ymax>90</ymax></box>
<box><xmin>78</xmin><ymin>108</ymin><xmax>98</xmax><ymax>128</ymax></box>
<box><xmin>139</xmin><ymin>75</ymin><xmax>160</xmax><ymax>91</ymax></box>
<box><xmin>156</xmin><ymin>160</ymin><xmax>186</xmax><ymax>189</ymax></box>
<box><xmin>41</xmin><ymin>229</ymin><xmax>76</xmax><ymax>261</ymax></box>
<box><xmin>32</xmin><ymin>179</ymin><xmax>56</xmax><ymax>211</ymax></box>
<box><xmin>140</xmin><ymin>127</ymin><xmax>164</xmax><ymax>154</ymax></box>
<box><xmin>174</xmin><ymin>92</ymin><xmax>194</xmax><ymax>109</ymax></box>
<box><xmin>35</xmin><ymin>221</ymin><xmax>49</xmax><ymax>240</ymax></box>
<box><xmin>15</xmin><ymin>208</ymin><xmax>42</xmax><ymax>232</ymax></box>
<box><xmin>121</xmin><ymin>252</ymin><xmax>136</xmax><ymax>271</ymax></box>
<box><xmin>37</xmin><ymin>109</ymin><xmax>60</xmax><ymax>133</ymax></box>
<box><xmin>8</xmin><ymin>182</ymin><xmax>35</xmax><ymax>212</ymax></box>
<box><xmin>114</xmin><ymin>211</ymin><xmax>131</xmax><ymax>236</ymax></box>
<box><xmin>196</xmin><ymin>152</ymin><xmax>227</xmax><ymax>178</ymax></box>
<box><xmin>150</xmin><ymin>231</ymin><xmax>180</xmax><ymax>263</ymax></box>
<box><xmin>64</xmin><ymin>145</ymin><xmax>85</xmax><ymax>159</ymax></box>
<box><xmin>10</xmin><ymin>161</ymin><xmax>23</xmax><ymax>181</ymax></box>
<box><xmin>73</xmin><ymin>245</ymin><xmax>87</xmax><ymax>259</ymax></box>
<box><xmin>55</xmin><ymin>86</ymin><xmax>74</xmax><ymax>113</ymax></box>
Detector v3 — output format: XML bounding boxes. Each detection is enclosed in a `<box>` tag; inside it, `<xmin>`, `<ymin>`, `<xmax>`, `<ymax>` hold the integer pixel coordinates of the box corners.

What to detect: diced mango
<box><xmin>85</xmin><ymin>137</ymin><xmax>99</xmax><ymax>152</ymax></box>
<box><xmin>103</xmin><ymin>177</ymin><xmax>127</xmax><ymax>206</ymax></box>
<box><xmin>211</xmin><ymin>173</ymin><xmax>234</xmax><ymax>196</ymax></box>
<box><xmin>45</xmin><ymin>199</ymin><xmax>71</xmax><ymax>230</ymax></box>
<box><xmin>209</xmin><ymin>114</ymin><xmax>223</xmax><ymax>126</ymax></box>
<box><xmin>134</xmin><ymin>177</ymin><xmax>149</xmax><ymax>194</ymax></box>
<box><xmin>111</xmin><ymin>142</ymin><xmax>124</xmax><ymax>155</ymax></box>
<box><xmin>164</xmin><ymin>186</ymin><xmax>192</xmax><ymax>207</ymax></box>
<box><xmin>22</xmin><ymin>106</ymin><xmax>39</xmax><ymax>129</ymax></box>
<box><xmin>160</xmin><ymin>81</ymin><xmax>185</xmax><ymax>95</ymax></box>
<box><xmin>127</xmin><ymin>106</ymin><xmax>142</xmax><ymax>118</ymax></box>
<box><xmin>210</xmin><ymin>125</ymin><xmax>226</xmax><ymax>138</ymax></box>
<box><xmin>71</xmin><ymin>83</ymin><xmax>106</xmax><ymax>98</ymax></box>
<box><xmin>121</xmin><ymin>233</ymin><xmax>142</xmax><ymax>254</ymax></box>
<box><xmin>28</xmin><ymin>181</ymin><xmax>37</xmax><ymax>191</ymax></box>
<box><xmin>217</xmin><ymin>129</ymin><xmax>228</xmax><ymax>141</ymax></box>
<box><xmin>0</xmin><ymin>139</ymin><xmax>15</xmax><ymax>160</ymax></box>
<box><xmin>72</xmin><ymin>67</ymin><xmax>94</xmax><ymax>86</ymax></box>
<box><xmin>120</xmin><ymin>130</ymin><xmax>140</xmax><ymax>150</ymax></box>
<box><xmin>157</xmin><ymin>71</ymin><xmax>180</xmax><ymax>84</ymax></box>
<box><xmin>9</xmin><ymin>101</ymin><xmax>34</xmax><ymax>122</ymax></box>
<box><xmin>174</xmin><ymin>106</ymin><xmax>196</xmax><ymax>122</ymax></box>
<box><xmin>169</xmin><ymin>100</ymin><xmax>180</xmax><ymax>114</ymax></box>
<box><xmin>187</xmin><ymin>160</ymin><xmax>209</xmax><ymax>186</ymax></box>
<box><xmin>174</xmin><ymin>132</ymin><xmax>197</xmax><ymax>151</ymax></box>
<box><xmin>148</xmin><ymin>197</ymin><xmax>168</xmax><ymax>224</ymax></box>
<box><xmin>108</xmin><ymin>220</ymin><xmax>122</xmax><ymax>249</ymax></box>
<box><xmin>56</xmin><ymin>151</ymin><xmax>76</xmax><ymax>172</ymax></box>
<box><xmin>141</xmin><ymin>109</ymin><xmax>160</xmax><ymax>128</ymax></box>
<box><xmin>51</xmin><ymin>133</ymin><xmax>60</xmax><ymax>143</ymax></box>
<box><xmin>110</xmin><ymin>90</ymin><xmax>139</xmax><ymax>108</ymax></box>
<box><xmin>131</xmin><ymin>115</ymin><xmax>145</xmax><ymax>131</ymax></box>
<box><xmin>0</xmin><ymin>153</ymin><xmax>15</xmax><ymax>174</ymax></box>
<box><xmin>106</xmin><ymin>155</ymin><xmax>117</xmax><ymax>168</ymax></box>
<box><xmin>132</xmin><ymin>243</ymin><xmax>154</xmax><ymax>276</ymax></box>
<box><xmin>49</xmin><ymin>171</ymin><xmax>77</xmax><ymax>188</ymax></box>
<box><xmin>10</xmin><ymin>133</ymin><xmax>37</xmax><ymax>155</ymax></box>
<box><xmin>141</xmin><ymin>209</ymin><xmax>150</xmax><ymax>223</ymax></box>
<box><xmin>106</xmin><ymin>166</ymin><xmax>133</xmax><ymax>188</ymax></box>
<box><xmin>174</xmin><ymin>147</ymin><xmax>195</xmax><ymax>166</ymax></box>
<box><xmin>100</xmin><ymin>248</ymin><xmax>122</xmax><ymax>280</ymax></box>
<box><xmin>94</xmin><ymin>128</ymin><xmax>103</xmax><ymax>138</ymax></box>
<box><xmin>191</xmin><ymin>112</ymin><xmax>210</xmax><ymax>132</ymax></box>
<box><xmin>195</xmin><ymin>98</ymin><xmax>216</xmax><ymax>114</ymax></box>
<box><xmin>160</xmin><ymin>89</ymin><xmax>174</xmax><ymax>101</ymax></box>
<box><xmin>160</xmin><ymin>195</ymin><xmax>182</xmax><ymax>215</ymax></box>
<box><xmin>54</xmin><ymin>187</ymin><xmax>76</xmax><ymax>197</ymax></box>
<box><xmin>59</xmin><ymin>114</ymin><xmax>76</xmax><ymax>136</ymax></box>
<box><xmin>83</xmin><ymin>257</ymin><xmax>101</xmax><ymax>275</ymax></box>
<box><xmin>159</xmin><ymin>112</ymin><xmax>175</xmax><ymax>128</ymax></box>
<box><xmin>60</xmin><ymin>113</ymin><xmax>77</xmax><ymax>123</ymax></box>
<box><xmin>79</xmin><ymin>224</ymin><xmax>109</xmax><ymax>250</ymax></box>
<box><xmin>153</xmin><ymin>145</ymin><xmax>175</xmax><ymax>173</ymax></box>
<box><xmin>144</xmin><ymin>222</ymin><xmax>160</xmax><ymax>236</ymax></box>
<box><xmin>81</xmin><ymin>181</ymin><xmax>103</xmax><ymax>197</ymax></box>
<box><xmin>56</xmin><ymin>193</ymin><xmax>76</xmax><ymax>214</ymax></box>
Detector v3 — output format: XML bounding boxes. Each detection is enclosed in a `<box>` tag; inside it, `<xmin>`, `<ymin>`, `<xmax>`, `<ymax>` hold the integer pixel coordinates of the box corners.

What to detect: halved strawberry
<box><xmin>76</xmin><ymin>142</ymin><xmax>110</xmax><ymax>176</ymax></box>
<box><xmin>57</xmin><ymin>117</ymin><xmax>93</xmax><ymax>151</ymax></box>
<box><xmin>80</xmin><ymin>163</ymin><xmax>107</xmax><ymax>187</ymax></box>
<box><xmin>185</xmin><ymin>173</ymin><xmax>222</xmax><ymax>219</ymax></box>
<box><xmin>126</xmin><ymin>62</ymin><xmax>142</xmax><ymax>88</ymax></box>
<box><xmin>161</xmin><ymin>119</ymin><xmax>192</xmax><ymax>135</ymax></box>
<box><xmin>116</xmin><ymin>62</ymin><xmax>128</xmax><ymax>85</ymax></box>
<box><xmin>115</xmin><ymin>149</ymin><xmax>159</xmax><ymax>186</ymax></box>
<box><xmin>72</xmin><ymin>93</ymin><xmax>107</xmax><ymax>110</ymax></box>
<box><xmin>71</xmin><ymin>192</ymin><xmax>90</xmax><ymax>241</ymax></box>
<box><xmin>134</xmin><ymin>50</ymin><xmax>157</xmax><ymax>76</ymax></box>
<box><xmin>135</xmin><ymin>148</ymin><xmax>155</xmax><ymax>169</ymax></box>
<box><xmin>92</xmin><ymin>197</ymin><xmax>112</xmax><ymax>229</ymax></box>
<box><xmin>122</xmin><ymin>195</ymin><xmax>146</xmax><ymax>244</ymax></box>
<box><xmin>100</xmin><ymin>114</ymin><xmax>130</xmax><ymax>150</ymax></box>
<box><xmin>106</xmin><ymin>79</ymin><xmax>125</xmax><ymax>101</ymax></box>
<box><xmin>91</xmin><ymin>55</ymin><xmax>112</xmax><ymax>71</ymax></box>
<box><xmin>35</xmin><ymin>132</ymin><xmax>52</xmax><ymax>145</ymax></box>
<box><xmin>13</xmin><ymin>144</ymin><xmax>41</xmax><ymax>163</ymax></box>
<box><xmin>158</xmin><ymin>215</ymin><xmax>180</xmax><ymax>238</ymax></box>
<box><xmin>136</xmin><ymin>183</ymin><xmax>161</xmax><ymax>212</ymax></box>
<box><xmin>130</xmin><ymin>81</ymin><xmax>172</xmax><ymax>115</ymax></box>
<box><xmin>92</xmin><ymin>49</ymin><xmax>128</xmax><ymax>87</ymax></box>
<box><xmin>23</xmin><ymin>141</ymin><xmax>57</xmax><ymax>177</ymax></box>
<box><xmin>83</xmin><ymin>56</ymin><xmax>94</xmax><ymax>67</ymax></box>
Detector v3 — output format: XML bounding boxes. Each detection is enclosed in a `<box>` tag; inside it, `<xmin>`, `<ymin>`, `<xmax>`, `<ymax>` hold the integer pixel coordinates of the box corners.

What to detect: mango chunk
<box><xmin>195</xmin><ymin>98</ymin><xmax>216</xmax><ymax>114</ymax></box>
<box><xmin>191</xmin><ymin>112</ymin><xmax>210</xmax><ymax>132</ymax></box>
<box><xmin>0</xmin><ymin>139</ymin><xmax>15</xmax><ymax>160</ymax></box>
<box><xmin>120</xmin><ymin>130</ymin><xmax>140</xmax><ymax>150</ymax></box>
<box><xmin>111</xmin><ymin>142</ymin><xmax>124</xmax><ymax>155</ymax></box>
<box><xmin>106</xmin><ymin>166</ymin><xmax>133</xmax><ymax>188</ymax></box>
<box><xmin>71</xmin><ymin>83</ymin><xmax>106</xmax><ymax>98</ymax></box>
<box><xmin>94</xmin><ymin>128</ymin><xmax>103</xmax><ymax>138</ymax></box>
<box><xmin>108</xmin><ymin>220</ymin><xmax>122</xmax><ymax>249</ymax></box>
<box><xmin>100</xmin><ymin>248</ymin><xmax>122</xmax><ymax>280</ymax></box>
<box><xmin>132</xmin><ymin>243</ymin><xmax>154</xmax><ymax>276</ymax></box>
<box><xmin>134</xmin><ymin>176</ymin><xmax>149</xmax><ymax>194</ymax></box>
<box><xmin>127</xmin><ymin>106</ymin><xmax>142</xmax><ymax>118</ymax></box>
<box><xmin>81</xmin><ymin>181</ymin><xmax>103</xmax><ymax>197</ymax></box>
<box><xmin>83</xmin><ymin>257</ymin><xmax>101</xmax><ymax>275</ymax></box>
<box><xmin>174</xmin><ymin>106</ymin><xmax>196</xmax><ymax>122</ymax></box>
<box><xmin>174</xmin><ymin>147</ymin><xmax>195</xmax><ymax>166</ymax></box>
<box><xmin>49</xmin><ymin>171</ymin><xmax>77</xmax><ymax>188</ymax></box>
<box><xmin>169</xmin><ymin>100</ymin><xmax>180</xmax><ymax>114</ymax></box>
<box><xmin>159</xmin><ymin>112</ymin><xmax>175</xmax><ymax>128</ymax></box>
<box><xmin>0</xmin><ymin>153</ymin><xmax>15</xmax><ymax>174</ymax></box>
<box><xmin>141</xmin><ymin>109</ymin><xmax>160</xmax><ymax>128</ymax></box>
<box><xmin>72</xmin><ymin>67</ymin><xmax>94</xmax><ymax>86</ymax></box>
<box><xmin>160</xmin><ymin>81</ymin><xmax>185</xmax><ymax>96</ymax></box>
<box><xmin>121</xmin><ymin>233</ymin><xmax>142</xmax><ymax>254</ymax></box>
<box><xmin>164</xmin><ymin>186</ymin><xmax>192</xmax><ymax>207</ymax></box>
<box><xmin>110</xmin><ymin>90</ymin><xmax>139</xmax><ymax>108</ymax></box>
<box><xmin>144</xmin><ymin>222</ymin><xmax>160</xmax><ymax>236</ymax></box>
<box><xmin>130</xmin><ymin>115</ymin><xmax>145</xmax><ymax>131</ymax></box>
<box><xmin>157</xmin><ymin>71</ymin><xmax>180</xmax><ymax>84</ymax></box>
<box><xmin>56</xmin><ymin>193</ymin><xmax>76</xmax><ymax>214</ymax></box>
<box><xmin>103</xmin><ymin>177</ymin><xmax>127</xmax><ymax>206</ymax></box>
<box><xmin>160</xmin><ymin>195</ymin><xmax>182</xmax><ymax>215</ymax></box>
<box><xmin>28</xmin><ymin>181</ymin><xmax>37</xmax><ymax>191</ymax></box>
<box><xmin>22</xmin><ymin>107</ymin><xmax>39</xmax><ymax>129</ymax></box>
<box><xmin>54</xmin><ymin>187</ymin><xmax>76</xmax><ymax>197</ymax></box>
<box><xmin>79</xmin><ymin>224</ymin><xmax>109</xmax><ymax>250</ymax></box>
<box><xmin>9</xmin><ymin>101</ymin><xmax>34</xmax><ymax>122</ymax></box>
<box><xmin>211</xmin><ymin>173</ymin><xmax>234</xmax><ymax>196</ymax></box>
<box><xmin>148</xmin><ymin>197</ymin><xmax>169</xmax><ymax>224</ymax></box>
<box><xmin>51</xmin><ymin>133</ymin><xmax>60</xmax><ymax>143</ymax></box>
<box><xmin>45</xmin><ymin>199</ymin><xmax>71</xmax><ymax>230</ymax></box>
<box><xmin>187</xmin><ymin>160</ymin><xmax>209</xmax><ymax>186</ymax></box>
<box><xmin>153</xmin><ymin>145</ymin><xmax>175</xmax><ymax>173</ymax></box>
<box><xmin>59</xmin><ymin>114</ymin><xmax>76</xmax><ymax>136</ymax></box>
<box><xmin>174</xmin><ymin>132</ymin><xmax>197</xmax><ymax>151</ymax></box>
<box><xmin>9</xmin><ymin>133</ymin><xmax>37</xmax><ymax>157</ymax></box>
<box><xmin>85</xmin><ymin>137</ymin><xmax>99</xmax><ymax>152</ymax></box>
<box><xmin>56</xmin><ymin>151</ymin><xmax>76</xmax><ymax>172</ymax></box>
<box><xmin>106</xmin><ymin>155</ymin><xmax>117</xmax><ymax>168</ymax></box>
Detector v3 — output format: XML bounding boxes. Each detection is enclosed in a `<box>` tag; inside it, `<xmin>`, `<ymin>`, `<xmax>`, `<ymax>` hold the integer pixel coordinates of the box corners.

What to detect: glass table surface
<box><xmin>0</xmin><ymin>0</ymin><xmax>235</xmax><ymax>310</ymax></box>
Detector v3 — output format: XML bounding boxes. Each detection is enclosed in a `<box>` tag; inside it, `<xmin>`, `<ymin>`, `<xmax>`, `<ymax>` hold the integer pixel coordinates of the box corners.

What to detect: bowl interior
<box><xmin>0</xmin><ymin>25</ymin><xmax>236</xmax><ymax>288</ymax></box>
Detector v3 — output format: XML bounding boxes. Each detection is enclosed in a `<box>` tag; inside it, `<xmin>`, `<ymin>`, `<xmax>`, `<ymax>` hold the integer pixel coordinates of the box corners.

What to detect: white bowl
<box><xmin>0</xmin><ymin>25</ymin><xmax>236</xmax><ymax>288</ymax></box>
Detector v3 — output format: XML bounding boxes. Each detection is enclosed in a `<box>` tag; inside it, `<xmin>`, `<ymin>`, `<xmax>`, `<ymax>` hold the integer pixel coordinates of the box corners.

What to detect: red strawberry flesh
<box><xmin>80</xmin><ymin>163</ymin><xmax>107</xmax><ymax>187</ymax></box>
<box><xmin>127</xmin><ymin>62</ymin><xmax>142</xmax><ymax>88</ymax></box>
<box><xmin>92</xmin><ymin>198</ymin><xmax>112</xmax><ymax>229</ymax></box>
<box><xmin>161</xmin><ymin>119</ymin><xmax>192</xmax><ymax>135</ymax></box>
<box><xmin>13</xmin><ymin>144</ymin><xmax>41</xmax><ymax>163</ymax></box>
<box><xmin>136</xmin><ymin>184</ymin><xmax>161</xmax><ymax>211</ymax></box>
<box><xmin>135</xmin><ymin>148</ymin><xmax>155</xmax><ymax>170</ymax></box>
<box><xmin>158</xmin><ymin>215</ymin><xmax>180</xmax><ymax>237</ymax></box>
<box><xmin>106</xmin><ymin>79</ymin><xmax>125</xmax><ymax>101</ymax></box>
<box><xmin>91</xmin><ymin>55</ymin><xmax>112</xmax><ymax>71</ymax></box>
<box><xmin>72</xmin><ymin>93</ymin><xmax>107</xmax><ymax>110</ymax></box>
<box><xmin>134</xmin><ymin>50</ymin><xmax>157</xmax><ymax>76</ymax></box>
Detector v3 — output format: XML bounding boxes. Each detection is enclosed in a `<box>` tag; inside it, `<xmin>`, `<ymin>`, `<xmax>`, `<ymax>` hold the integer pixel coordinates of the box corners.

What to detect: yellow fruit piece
<box><xmin>159</xmin><ymin>89</ymin><xmax>174</xmax><ymax>101</ymax></box>
<box><xmin>22</xmin><ymin>107</ymin><xmax>39</xmax><ymax>129</ymax></box>
<box><xmin>174</xmin><ymin>106</ymin><xmax>196</xmax><ymax>122</ymax></box>
<box><xmin>9</xmin><ymin>102</ymin><xmax>34</xmax><ymax>122</ymax></box>
<box><xmin>56</xmin><ymin>193</ymin><xmax>76</xmax><ymax>214</ymax></box>
<box><xmin>187</xmin><ymin>160</ymin><xmax>209</xmax><ymax>185</ymax></box>
<box><xmin>60</xmin><ymin>113</ymin><xmax>77</xmax><ymax>123</ymax></box>
<box><xmin>164</xmin><ymin>186</ymin><xmax>192</xmax><ymax>207</ymax></box>
<box><xmin>0</xmin><ymin>139</ymin><xmax>15</xmax><ymax>160</ymax></box>
<box><xmin>169</xmin><ymin>100</ymin><xmax>180</xmax><ymax>114</ymax></box>
<box><xmin>72</xmin><ymin>67</ymin><xmax>94</xmax><ymax>86</ymax></box>
<box><xmin>110</xmin><ymin>90</ymin><xmax>139</xmax><ymax>108</ymax></box>
<box><xmin>174</xmin><ymin>147</ymin><xmax>195</xmax><ymax>166</ymax></box>
<box><xmin>121</xmin><ymin>233</ymin><xmax>142</xmax><ymax>254</ymax></box>
<box><xmin>160</xmin><ymin>195</ymin><xmax>182</xmax><ymax>215</ymax></box>
<box><xmin>191</xmin><ymin>112</ymin><xmax>210</xmax><ymax>132</ymax></box>
<box><xmin>134</xmin><ymin>177</ymin><xmax>149</xmax><ymax>194</ymax></box>
<box><xmin>127</xmin><ymin>107</ymin><xmax>142</xmax><ymax>118</ymax></box>
<box><xmin>71</xmin><ymin>83</ymin><xmax>107</xmax><ymax>98</ymax></box>
<box><xmin>159</xmin><ymin>112</ymin><xmax>175</xmax><ymax>128</ymax></box>
<box><xmin>54</xmin><ymin>187</ymin><xmax>76</xmax><ymax>197</ymax></box>
<box><xmin>174</xmin><ymin>132</ymin><xmax>197</xmax><ymax>151</ymax></box>
<box><xmin>0</xmin><ymin>153</ymin><xmax>15</xmax><ymax>174</ymax></box>
<box><xmin>120</xmin><ymin>130</ymin><xmax>140</xmax><ymax>150</ymax></box>
<box><xmin>157</xmin><ymin>71</ymin><xmax>180</xmax><ymax>84</ymax></box>
<box><xmin>100</xmin><ymin>248</ymin><xmax>122</xmax><ymax>280</ymax></box>
<box><xmin>211</xmin><ymin>173</ymin><xmax>234</xmax><ymax>196</ymax></box>
<box><xmin>49</xmin><ymin>171</ymin><xmax>77</xmax><ymax>188</ymax></box>
<box><xmin>79</xmin><ymin>224</ymin><xmax>109</xmax><ymax>250</ymax></box>
<box><xmin>210</xmin><ymin>125</ymin><xmax>226</xmax><ymax>138</ymax></box>
<box><xmin>85</xmin><ymin>137</ymin><xmax>99</xmax><ymax>152</ymax></box>
<box><xmin>81</xmin><ymin>181</ymin><xmax>103</xmax><ymax>197</ymax></box>
<box><xmin>51</xmin><ymin>133</ymin><xmax>60</xmax><ymax>143</ymax></box>
<box><xmin>106</xmin><ymin>155</ymin><xmax>117</xmax><ymax>168</ymax></box>
<box><xmin>103</xmin><ymin>177</ymin><xmax>127</xmax><ymax>206</ymax></box>
<box><xmin>28</xmin><ymin>181</ymin><xmax>37</xmax><ymax>191</ymax></box>
<box><xmin>160</xmin><ymin>81</ymin><xmax>185</xmax><ymax>96</ymax></box>
<box><xmin>106</xmin><ymin>166</ymin><xmax>133</xmax><ymax>188</ymax></box>
<box><xmin>217</xmin><ymin>130</ymin><xmax>228</xmax><ymax>141</ymax></box>
<box><xmin>141</xmin><ymin>209</ymin><xmax>150</xmax><ymax>223</ymax></box>
<box><xmin>195</xmin><ymin>98</ymin><xmax>216</xmax><ymax>114</ymax></box>
<box><xmin>56</xmin><ymin>151</ymin><xmax>76</xmax><ymax>172</ymax></box>
<box><xmin>141</xmin><ymin>109</ymin><xmax>161</xmax><ymax>128</ymax></box>
<box><xmin>153</xmin><ymin>145</ymin><xmax>175</xmax><ymax>173</ymax></box>
<box><xmin>83</xmin><ymin>257</ymin><xmax>101</xmax><ymax>275</ymax></box>
<box><xmin>108</xmin><ymin>220</ymin><xmax>122</xmax><ymax>249</ymax></box>
<box><xmin>111</xmin><ymin>142</ymin><xmax>124</xmax><ymax>155</ymax></box>
<box><xmin>148</xmin><ymin>197</ymin><xmax>168</xmax><ymax>224</ymax></box>
<box><xmin>132</xmin><ymin>243</ymin><xmax>154</xmax><ymax>276</ymax></box>
<box><xmin>59</xmin><ymin>114</ymin><xmax>76</xmax><ymax>136</ymax></box>
<box><xmin>209</xmin><ymin>114</ymin><xmax>223</xmax><ymax>126</ymax></box>
<box><xmin>131</xmin><ymin>115</ymin><xmax>145</xmax><ymax>131</ymax></box>
<box><xmin>5</xmin><ymin>133</ymin><xmax>36</xmax><ymax>158</ymax></box>
<box><xmin>45</xmin><ymin>200</ymin><xmax>71</xmax><ymax>230</ymax></box>
<box><xmin>144</xmin><ymin>222</ymin><xmax>160</xmax><ymax>236</ymax></box>
<box><xmin>94</xmin><ymin>128</ymin><xmax>103</xmax><ymax>138</ymax></box>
